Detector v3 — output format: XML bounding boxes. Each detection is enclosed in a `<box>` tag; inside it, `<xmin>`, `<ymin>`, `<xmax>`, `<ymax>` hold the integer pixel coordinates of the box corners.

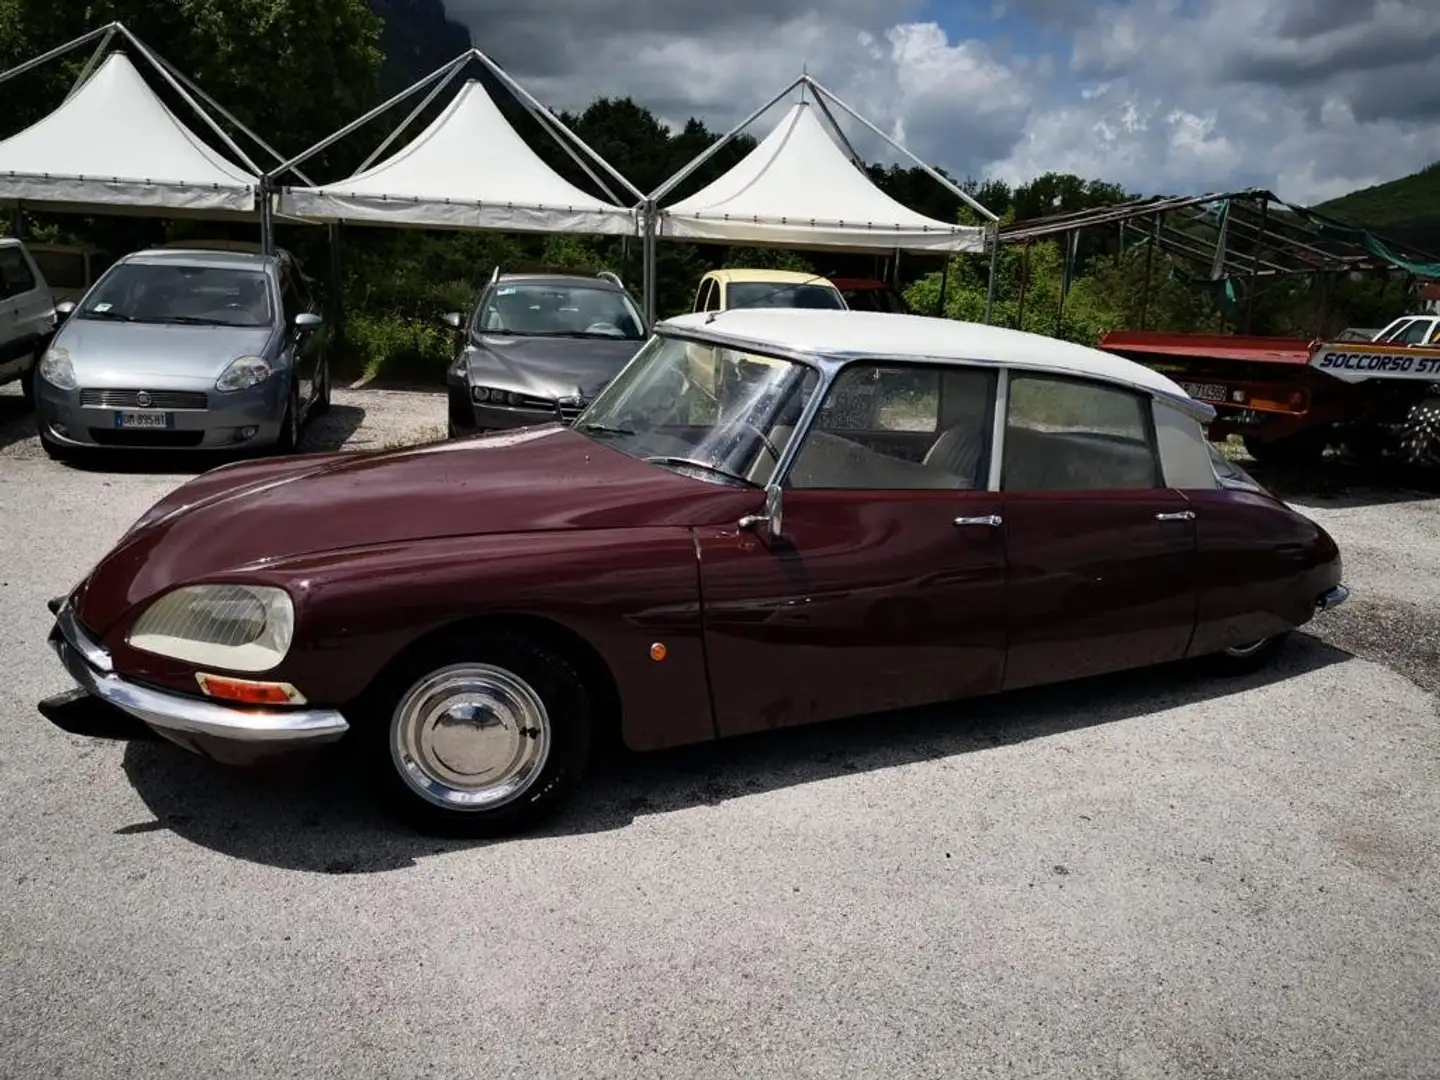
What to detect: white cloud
<box><xmin>442</xmin><ymin>0</ymin><xmax>1440</xmax><ymax>205</ymax></box>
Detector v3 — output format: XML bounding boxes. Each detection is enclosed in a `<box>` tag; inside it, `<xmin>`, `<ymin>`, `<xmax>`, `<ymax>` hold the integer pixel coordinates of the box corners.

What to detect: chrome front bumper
<box><xmin>46</xmin><ymin>601</ymin><xmax>349</xmax><ymax>762</ymax></box>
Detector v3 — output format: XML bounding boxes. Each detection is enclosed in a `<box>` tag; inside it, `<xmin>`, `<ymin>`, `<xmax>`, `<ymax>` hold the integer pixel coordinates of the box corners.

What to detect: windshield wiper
<box><xmin>81</xmin><ymin>310</ymin><xmax>137</xmax><ymax>322</ymax></box>
<box><xmin>141</xmin><ymin>315</ymin><xmax>225</xmax><ymax>326</ymax></box>
<box><xmin>576</xmin><ymin>421</ymin><xmax>634</xmax><ymax>438</ymax></box>
<box><xmin>642</xmin><ymin>456</ymin><xmax>755</xmax><ymax>486</ymax></box>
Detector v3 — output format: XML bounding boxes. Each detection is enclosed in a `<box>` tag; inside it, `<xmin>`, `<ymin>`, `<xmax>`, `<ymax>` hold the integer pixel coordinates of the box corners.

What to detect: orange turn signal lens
<box><xmin>195</xmin><ymin>672</ymin><xmax>307</xmax><ymax>706</ymax></box>
<box><xmin>649</xmin><ymin>642</ymin><xmax>667</xmax><ymax>662</ymax></box>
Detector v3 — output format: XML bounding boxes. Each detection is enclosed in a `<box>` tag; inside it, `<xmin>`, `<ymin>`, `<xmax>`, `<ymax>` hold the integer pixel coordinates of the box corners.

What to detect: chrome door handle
<box><xmin>954</xmin><ymin>514</ymin><xmax>1003</xmax><ymax>527</ymax></box>
<box><xmin>1155</xmin><ymin>510</ymin><xmax>1195</xmax><ymax>521</ymax></box>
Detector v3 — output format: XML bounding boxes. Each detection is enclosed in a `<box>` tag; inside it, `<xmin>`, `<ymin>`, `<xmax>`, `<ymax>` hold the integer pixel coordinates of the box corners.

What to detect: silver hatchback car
<box><xmin>33</xmin><ymin>247</ymin><xmax>330</xmax><ymax>457</ymax></box>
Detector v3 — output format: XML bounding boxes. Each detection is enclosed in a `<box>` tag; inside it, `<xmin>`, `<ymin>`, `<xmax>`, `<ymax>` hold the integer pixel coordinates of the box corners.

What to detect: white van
<box><xmin>0</xmin><ymin>238</ymin><xmax>56</xmax><ymax>402</ymax></box>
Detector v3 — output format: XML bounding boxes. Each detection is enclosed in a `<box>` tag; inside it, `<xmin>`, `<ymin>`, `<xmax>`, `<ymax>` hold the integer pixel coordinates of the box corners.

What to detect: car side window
<box><xmin>787</xmin><ymin>363</ymin><xmax>996</xmax><ymax>490</ymax></box>
<box><xmin>1392</xmin><ymin>319</ymin><xmax>1431</xmax><ymax>345</ymax></box>
<box><xmin>1002</xmin><ymin>373</ymin><xmax>1160</xmax><ymax>491</ymax></box>
<box><xmin>0</xmin><ymin>247</ymin><xmax>35</xmax><ymax>298</ymax></box>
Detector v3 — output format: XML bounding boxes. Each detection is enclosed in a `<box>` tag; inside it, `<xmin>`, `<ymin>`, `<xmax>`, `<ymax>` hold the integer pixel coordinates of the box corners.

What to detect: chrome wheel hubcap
<box><xmin>390</xmin><ymin>663</ymin><xmax>550</xmax><ymax>810</ymax></box>
<box><xmin>1224</xmin><ymin>638</ymin><xmax>1270</xmax><ymax>658</ymax></box>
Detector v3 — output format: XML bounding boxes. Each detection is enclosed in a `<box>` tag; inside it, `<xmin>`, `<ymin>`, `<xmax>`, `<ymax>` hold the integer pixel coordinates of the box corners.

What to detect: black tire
<box><xmin>1244</xmin><ymin>430</ymin><xmax>1327</xmax><ymax>466</ymax></box>
<box><xmin>19</xmin><ymin>353</ymin><xmax>36</xmax><ymax>407</ymax></box>
<box><xmin>274</xmin><ymin>380</ymin><xmax>299</xmax><ymax>454</ymax></box>
<box><xmin>1202</xmin><ymin>632</ymin><xmax>1289</xmax><ymax>676</ymax></box>
<box><xmin>1398</xmin><ymin>397</ymin><xmax>1440</xmax><ymax>469</ymax></box>
<box><xmin>360</xmin><ymin>630</ymin><xmax>593</xmax><ymax>837</ymax></box>
<box><xmin>36</xmin><ymin>412</ymin><xmax>71</xmax><ymax>462</ymax></box>
<box><xmin>312</xmin><ymin>361</ymin><xmax>332</xmax><ymax>417</ymax></box>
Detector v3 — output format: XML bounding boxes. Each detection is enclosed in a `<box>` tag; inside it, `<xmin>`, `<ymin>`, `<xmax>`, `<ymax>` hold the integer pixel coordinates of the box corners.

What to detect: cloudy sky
<box><xmin>445</xmin><ymin>0</ymin><xmax>1440</xmax><ymax>205</ymax></box>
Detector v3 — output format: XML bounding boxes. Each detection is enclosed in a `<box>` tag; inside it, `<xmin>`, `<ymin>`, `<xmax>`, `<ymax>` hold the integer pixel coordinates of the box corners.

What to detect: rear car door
<box><xmin>998</xmin><ymin>371</ymin><xmax>1198</xmax><ymax>691</ymax></box>
<box><xmin>698</xmin><ymin>360</ymin><xmax>1008</xmax><ymax>736</ymax></box>
<box><xmin>0</xmin><ymin>243</ymin><xmax>49</xmax><ymax>374</ymax></box>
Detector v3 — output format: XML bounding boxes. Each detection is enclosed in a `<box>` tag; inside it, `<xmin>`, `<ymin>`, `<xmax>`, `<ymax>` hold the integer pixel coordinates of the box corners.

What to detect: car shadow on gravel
<box><xmin>110</xmin><ymin>631</ymin><xmax>1353</xmax><ymax>874</ymax></box>
<box><xmin>0</xmin><ymin>390</ymin><xmax>36</xmax><ymax>452</ymax></box>
<box><xmin>1248</xmin><ymin>457</ymin><xmax>1440</xmax><ymax>505</ymax></box>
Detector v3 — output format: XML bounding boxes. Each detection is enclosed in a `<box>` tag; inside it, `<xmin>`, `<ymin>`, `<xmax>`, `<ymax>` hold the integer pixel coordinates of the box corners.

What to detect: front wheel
<box><xmin>274</xmin><ymin>380</ymin><xmax>299</xmax><ymax>454</ymax></box>
<box><xmin>363</xmin><ymin>631</ymin><xmax>593</xmax><ymax>837</ymax></box>
<box><xmin>19</xmin><ymin>353</ymin><xmax>36</xmax><ymax>406</ymax></box>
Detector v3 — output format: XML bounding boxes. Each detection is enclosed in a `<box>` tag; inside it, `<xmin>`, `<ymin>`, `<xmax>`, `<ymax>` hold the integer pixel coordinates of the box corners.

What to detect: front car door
<box><xmin>998</xmin><ymin>370</ymin><xmax>1199</xmax><ymax>690</ymax></box>
<box><xmin>697</xmin><ymin>358</ymin><xmax>1008</xmax><ymax>737</ymax></box>
<box><xmin>0</xmin><ymin>244</ymin><xmax>48</xmax><ymax>377</ymax></box>
<box><xmin>278</xmin><ymin>264</ymin><xmax>320</xmax><ymax>405</ymax></box>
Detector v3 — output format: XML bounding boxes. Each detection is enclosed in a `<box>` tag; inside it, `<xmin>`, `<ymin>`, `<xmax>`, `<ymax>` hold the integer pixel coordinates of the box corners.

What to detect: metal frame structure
<box><xmin>0</xmin><ymin>22</ymin><xmax>311</xmax><ymax>231</ymax></box>
<box><xmin>265</xmin><ymin>48</ymin><xmax>645</xmax><ymax>257</ymax></box>
<box><xmin>640</xmin><ymin>73</ymin><xmax>1002</xmax><ymax>326</ymax></box>
<box><xmin>997</xmin><ymin>188</ymin><xmax>1440</xmax><ymax>334</ymax></box>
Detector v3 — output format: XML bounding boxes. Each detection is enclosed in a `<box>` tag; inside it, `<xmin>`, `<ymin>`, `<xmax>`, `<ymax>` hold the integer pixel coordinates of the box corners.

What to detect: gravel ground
<box><xmin>0</xmin><ymin>388</ymin><xmax>1436</xmax><ymax>1079</ymax></box>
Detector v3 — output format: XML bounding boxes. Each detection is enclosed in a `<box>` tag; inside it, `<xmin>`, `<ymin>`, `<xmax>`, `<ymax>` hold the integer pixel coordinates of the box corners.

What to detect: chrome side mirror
<box><xmin>54</xmin><ymin>301</ymin><xmax>76</xmax><ymax>323</ymax></box>
<box><xmin>440</xmin><ymin>311</ymin><xmax>463</xmax><ymax>330</ymax></box>
<box><xmin>294</xmin><ymin>311</ymin><xmax>323</xmax><ymax>331</ymax></box>
<box><xmin>739</xmin><ymin>483</ymin><xmax>784</xmax><ymax>540</ymax></box>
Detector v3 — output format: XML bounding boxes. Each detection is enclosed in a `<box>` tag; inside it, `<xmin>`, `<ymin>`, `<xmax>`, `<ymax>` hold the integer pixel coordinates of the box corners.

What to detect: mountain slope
<box><xmin>1317</xmin><ymin>162</ymin><xmax>1440</xmax><ymax>252</ymax></box>
<box><xmin>369</xmin><ymin>0</ymin><xmax>471</xmax><ymax>91</ymax></box>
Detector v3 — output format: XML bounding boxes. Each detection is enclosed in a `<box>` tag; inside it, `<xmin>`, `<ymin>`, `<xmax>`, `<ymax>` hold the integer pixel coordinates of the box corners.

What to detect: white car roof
<box><xmin>658</xmin><ymin>308</ymin><xmax>1200</xmax><ymax>411</ymax></box>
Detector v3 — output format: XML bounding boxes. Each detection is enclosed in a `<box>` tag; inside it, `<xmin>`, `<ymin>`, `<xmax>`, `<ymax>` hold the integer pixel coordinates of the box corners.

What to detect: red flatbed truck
<box><xmin>1100</xmin><ymin>315</ymin><xmax>1440</xmax><ymax>467</ymax></box>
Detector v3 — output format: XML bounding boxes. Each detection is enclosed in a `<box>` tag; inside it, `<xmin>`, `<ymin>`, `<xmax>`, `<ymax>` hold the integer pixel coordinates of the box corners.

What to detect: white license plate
<box><xmin>115</xmin><ymin>411</ymin><xmax>173</xmax><ymax>429</ymax></box>
<box><xmin>1182</xmin><ymin>382</ymin><xmax>1229</xmax><ymax>403</ymax></box>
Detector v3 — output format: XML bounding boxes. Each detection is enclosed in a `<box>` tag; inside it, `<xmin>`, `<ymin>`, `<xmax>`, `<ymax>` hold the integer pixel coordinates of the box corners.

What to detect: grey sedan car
<box><xmin>444</xmin><ymin>271</ymin><xmax>647</xmax><ymax>436</ymax></box>
<box><xmin>33</xmin><ymin>248</ymin><xmax>330</xmax><ymax>457</ymax></box>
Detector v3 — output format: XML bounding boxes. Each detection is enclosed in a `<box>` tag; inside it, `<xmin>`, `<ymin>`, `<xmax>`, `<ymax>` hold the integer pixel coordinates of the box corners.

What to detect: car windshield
<box><xmin>727</xmin><ymin>282</ymin><xmax>846</xmax><ymax>310</ymax></box>
<box><xmin>475</xmin><ymin>283</ymin><xmax>645</xmax><ymax>340</ymax></box>
<box><xmin>78</xmin><ymin>263</ymin><xmax>273</xmax><ymax>327</ymax></box>
<box><xmin>574</xmin><ymin>333</ymin><xmax>820</xmax><ymax>487</ymax></box>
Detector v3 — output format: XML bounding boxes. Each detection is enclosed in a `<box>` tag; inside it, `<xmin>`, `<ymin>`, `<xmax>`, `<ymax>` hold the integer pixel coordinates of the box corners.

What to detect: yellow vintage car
<box><xmin>691</xmin><ymin>268</ymin><xmax>848</xmax><ymax>315</ymax></box>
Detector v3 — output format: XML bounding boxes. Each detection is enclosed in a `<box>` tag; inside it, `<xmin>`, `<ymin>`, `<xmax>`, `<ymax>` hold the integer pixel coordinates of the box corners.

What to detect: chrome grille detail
<box><xmin>79</xmin><ymin>389</ymin><xmax>209</xmax><ymax>411</ymax></box>
<box><xmin>556</xmin><ymin>396</ymin><xmax>588</xmax><ymax>424</ymax></box>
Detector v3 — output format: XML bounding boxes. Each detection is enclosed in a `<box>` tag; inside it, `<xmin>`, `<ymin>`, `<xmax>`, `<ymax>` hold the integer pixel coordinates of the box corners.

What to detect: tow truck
<box><xmin>1100</xmin><ymin>314</ymin><xmax>1440</xmax><ymax>468</ymax></box>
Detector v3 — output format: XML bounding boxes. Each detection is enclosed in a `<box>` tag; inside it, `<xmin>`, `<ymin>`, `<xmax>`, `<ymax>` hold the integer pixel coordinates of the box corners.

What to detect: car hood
<box><xmin>70</xmin><ymin>425</ymin><xmax>759</xmax><ymax>634</ymax></box>
<box><xmin>463</xmin><ymin>333</ymin><xmax>642</xmax><ymax>399</ymax></box>
<box><xmin>56</xmin><ymin>318</ymin><xmax>275</xmax><ymax>382</ymax></box>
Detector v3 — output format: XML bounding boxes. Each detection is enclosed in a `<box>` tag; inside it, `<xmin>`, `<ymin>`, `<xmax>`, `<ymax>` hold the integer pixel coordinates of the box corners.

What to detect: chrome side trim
<box><xmin>955</xmin><ymin>515</ymin><xmax>1002</xmax><ymax>527</ymax></box>
<box><xmin>54</xmin><ymin>602</ymin><xmax>112</xmax><ymax>673</ymax></box>
<box><xmin>1316</xmin><ymin>584</ymin><xmax>1349</xmax><ymax>612</ymax></box>
<box><xmin>49</xmin><ymin>615</ymin><xmax>348</xmax><ymax>747</ymax></box>
<box><xmin>1155</xmin><ymin>510</ymin><xmax>1196</xmax><ymax>521</ymax></box>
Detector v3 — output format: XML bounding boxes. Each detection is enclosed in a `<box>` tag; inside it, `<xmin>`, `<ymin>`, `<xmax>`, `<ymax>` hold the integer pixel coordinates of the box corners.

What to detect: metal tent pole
<box><xmin>468</xmin><ymin>49</ymin><xmax>643</xmax><ymax>202</ymax></box>
<box><xmin>354</xmin><ymin>52</ymin><xmax>469</xmax><ymax>174</ymax></box>
<box><xmin>61</xmin><ymin>25</ymin><xmax>116</xmax><ymax>102</ymax></box>
<box><xmin>806</xmin><ymin>76</ymin><xmax>999</xmax><ymax>223</ymax></box>
<box><xmin>0</xmin><ymin>22</ymin><xmax>118</xmax><ymax>86</ymax></box>
<box><xmin>642</xmin><ymin>201</ymin><xmax>658</xmax><ymax>325</ymax></box>
<box><xmin>983</xmin><ymin>223</ymin><xmax>1001</xmax><ymax>324</ymax></box>
<box><xmin>268</xmin><ymin>54</ymin><xmax>472</xmax><ymax>181</ymax></box>
<box><xmin>115</xmin><ymin>26</ymin><xmax>263</xmax><ymax>176</ymax></box>
<box><xmin>1139</xmin><ymin>215</ymin><xmax>1160</xmax><ymax>329</ymax></box>
<box><xmin>647</xmin><ymin>75</ymin><xmax>805</xmax><ymax>205</ymax></box>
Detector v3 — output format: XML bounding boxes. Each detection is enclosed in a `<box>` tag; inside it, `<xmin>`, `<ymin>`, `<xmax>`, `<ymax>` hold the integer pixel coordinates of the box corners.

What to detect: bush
<box><xmin>341</xmin><ymin>312</ymin><xmax>455</xmax><ymax>386</ymax></box>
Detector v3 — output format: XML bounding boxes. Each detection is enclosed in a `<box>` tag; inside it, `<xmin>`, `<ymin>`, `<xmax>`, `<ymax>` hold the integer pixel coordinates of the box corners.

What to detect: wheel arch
<box><xmin>351</xmin><ymin>611</ymin><xmax>624</xmax><ymax>754</ymax></box>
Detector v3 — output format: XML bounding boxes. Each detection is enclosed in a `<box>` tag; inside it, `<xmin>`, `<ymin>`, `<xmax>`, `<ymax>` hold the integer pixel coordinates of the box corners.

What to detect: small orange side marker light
<box><xmin>649</xmin><ymin>642</ymin><xmax>668</xmax><ymax>662</ymax></box>
<box><xmin>196</xmin><ymin>672</ymin><xmax>307</xmax><ymax>706</ymax></box>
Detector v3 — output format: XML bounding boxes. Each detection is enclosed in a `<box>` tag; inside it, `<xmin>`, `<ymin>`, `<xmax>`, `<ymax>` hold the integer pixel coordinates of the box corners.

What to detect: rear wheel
<box><xmin>19</xmin><ymin>351</ymin><xmax>36</xmax><ymax>407</ymax></box>
<box><xmin>362</xmin><ymin>630</ymin><xmax>593</xmax><ymax>837</ymax></box>
<box><xmin>1398</xmin><ymin>397</ymin><xmax>1440</xmax><ymax>469</ymax></box>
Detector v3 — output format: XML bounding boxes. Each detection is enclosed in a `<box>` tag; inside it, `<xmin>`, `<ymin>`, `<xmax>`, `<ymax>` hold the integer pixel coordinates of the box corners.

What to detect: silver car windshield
<box><xmin>78</xmin><ymin>263</ymin><xmax>273</xmax><ymax>328</ymax></box>
<box><xmin>475</xmin><ymin>283</ymin><xmax>645</xmax><ymax>340</ymax></box>
<box><xmin>574</xmin><ymin>334</ymin><xmax>820</xmax><ymax>487</ymax></box>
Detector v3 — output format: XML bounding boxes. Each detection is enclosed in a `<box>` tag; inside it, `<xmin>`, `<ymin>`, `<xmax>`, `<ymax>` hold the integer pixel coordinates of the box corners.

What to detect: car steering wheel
<box><xmin>731</xmin><ymin>420</ymin><xmax>780</xmax><ymax>465</ymax></box>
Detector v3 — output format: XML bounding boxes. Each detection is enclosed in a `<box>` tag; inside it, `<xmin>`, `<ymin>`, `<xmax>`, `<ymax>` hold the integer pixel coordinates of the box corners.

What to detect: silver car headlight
<box><xmin>127</xmin><ymin>584</ymin><xmax>294</xmax><ymax>672</ymax></box>
<box><xmin>216</xmin><ymin>356</ymin><xmax>272</xmax><ymax>392</ymax></box>
<box><xmin>39</xmin><ymin>346</ymin><xmax>78</xmax><ymax>390</ymax></box>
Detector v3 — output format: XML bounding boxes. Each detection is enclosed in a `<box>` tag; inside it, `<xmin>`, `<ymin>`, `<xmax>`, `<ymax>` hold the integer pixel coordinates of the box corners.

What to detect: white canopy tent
<box><xmin>0</xmin><ymin>44</ymin><xmax>259</xmax><ymax>218</ymax></box>
<box><xmin>273</xmin><ymin>50</ymin><xmax>641</xmax><ymax>237</ymax></box>
<box><xmin>0</xmin><ymin>22</ymin><xmax>321</xmax><ymax>232</ymax></box>
<box><xmin>641</xmin><ymin>74</ymin><xmax>1000</xmax><ymax>323</ymax></box>
<box><xmin>659</xmin><ymin>101</ymin><xmax>984</xmax><ymax>254</ymax></box>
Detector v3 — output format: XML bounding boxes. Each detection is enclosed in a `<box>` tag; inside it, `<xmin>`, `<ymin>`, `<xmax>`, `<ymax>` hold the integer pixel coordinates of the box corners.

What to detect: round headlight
<box><xmin>127</xmin><ymin>584</ymin><xmax>294</xmax><ymax>672</ymax></box>
<box><xmin>39</xmin><ymin>346</ymin><xmax>78</xmax><ymax>390</ymax></box>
